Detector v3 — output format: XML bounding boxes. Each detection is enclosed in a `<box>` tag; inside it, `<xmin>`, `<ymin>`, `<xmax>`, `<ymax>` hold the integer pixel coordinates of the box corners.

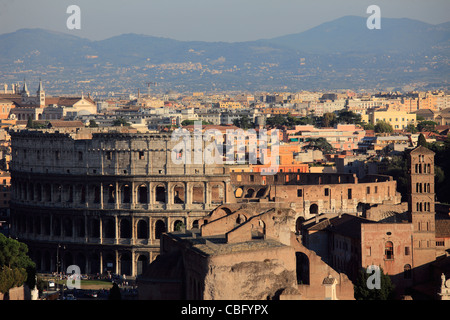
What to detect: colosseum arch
<box><xmin>75</xmin><ymin>253</ymin><xmax>87</xmax><ymax>274</ymax></box>
<box><xmin>154</xmin><ymin>220</ymin><xmax>166</xmax><ymax>239</ymax></box>
<box><xmin>211</xmin><ymin>184</ymin><xmax>224</xmax><ymax>204</ymax></box>
<box><xmin>192</xmin><ymin>183</ymin><xmax>205</xmax><ymax>204</ymax></box>
<box><xmin>53</xmin><ymin>217</ymin><xmax>61</xmax><ymax>236</ymax></box>
<box><xmin>121</xmin><ymin>184</ymin><xmax>131</xmax><ymax>204</ymax></box>
<box><xmin>43</xmin><ymin>216</ymin><xmax>50</xmax><ymax>235</ymax></box>
<box><xmin>120</xmin><ymin>252</ymin><xmax>132</xmax><ymax>276</ymax></box>
<box><xmin>137</xmin><ymin>184</ymin><xmax>149</xmax><ymax>204</ymax></box>
<box><xmin>244</xmin><ymin>188</ymin><xmax>255</xmax><ymax>198</ymax></box>
<box><xmin>173</xmin><ymin>184</ymin><xmax>185</xmax><ymax>204</ymax></box>
<box><xmin>89</xmin><ymin>218</ymin><xmax>100</xmax><ymax>238</ymax></box>
<box><xmin>309</xmin><ymin>203</ymin><xmax>319</xmax><ymax>215</ymax></box>
<box><xmin>136</xmin><ymin>254</ymin><xmax>149</xmax><ymax>276</ymax></box>
<box><xmin>43</xmin><ymin>183</ymin><xmax>52</xmax><ymax>202</ymax></box>
<box><xmin>63</xmin><ymin>217</ymin><xmax>72</xmax><ymax>237</ymax></box>
<box><xmin>155</xmin><ymin>184</ymin><xmax>166</xmax><ymax>203</ymax></box>
<box><xmin>173</xmin><ymin>220</ymin><xmax>184</xmax><ymax>232</ymax></box>
<box><xmin>120</xmin><ymin>218</ymin><xmax>132</xmax><ymax>239</ymax></box>
<box><xmin>295</xmin><ymin>252</ymin><xmax>310</xmax><ymax>285</ymax></box>
<box><xmin>103</xmin><ymin>218</ymin><xmax>115</xmax><ymax>239</ymax></box>
<box><xmin>137</xmin><ymin>219</ymin><xmax>149</xmax><ymax>239</ymax></box>
<box><xmin>74</xmin><ymin>218</ymin><xmax>85</xmax><ymax>238</ymax></box>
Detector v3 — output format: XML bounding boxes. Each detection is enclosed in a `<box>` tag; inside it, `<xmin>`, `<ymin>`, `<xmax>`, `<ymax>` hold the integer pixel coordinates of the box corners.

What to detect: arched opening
<box><xmin>173</xmin><ymin>185</ymin><xmax>185</xmax><ymax>204</ymax></box>
<box><xmin>93</xmin><ymin>185</ymin><xmax>101</xmax><ymax>203</ymax></box>
<box><xmin>44</xmin><ymin>184</ymin><xmax>51</xmax><ymax>202</ymax></box>
<box><xmin>75</xmin><ymin>218</ymin><xmax>85</xmax><ymax>238</ymax></box>
<box><xmin>309</xmin><ymin>204</ymin><xmax>318</xmax><ymax>215</ymax></box>
<box><xmin>90</xmin><ymin>218</ymin><xmax>100</xmax><ymax>238</ymax></box>
<box><xmin>90</xmin><ymin>253</ymin><xmax>100</xmax><ymax>274</ymax></box>
<box><xmin>252</xmin><ymin>220</ymin><xmax>265</xmax><ymax>239</ymax></box>
<box><xmin>104</xmin><ymin>253</ymin><xmax>115</xmax><ymax>273</ymax></box>
<box><xmin>43</xmin><ymin>216</ymin><xmax>50</xmax><ymax>235</ymax></box>
<box><xmin>75</xmin><ymin>253</ymin><xmax>86</xmax><ymax>274</ymax></box>
<box><xmin>63</xmin><ymin>217</ymin><xmax>72</xmax><ymax>237</ymax></box>
<box><xmin>192</xmin><ymin>220</ymin><xmax>199</xmax><ymax>229</ymax></box>
<box><xmin>107</xmin><ymin>184</ymin><xmax>115</xmax><ymax>203</ymax></box>
<box><xmin>120</xmin><ymin>218</ymin><xmax>131</xmax><ymax>239</ymax></box>
<box><xmin>235</xmin><ymin>187</ymin><xmax>243</xmax><ymax>198</ymax></box>
<box><xmin>120</xmin><ymin>253</ymin><xmax>132</xmax><ymax>276</ymax></box>
<box><xmin>155</xmin><ymin>185</ymin><xmax>166</xmax><ymax>203</ymax></box>
<box><xmin>295</xmin><ymin>252</ymin><xmax>310</xmax><ymax>285</ymax></box>
<box><xmin>385</xmin><ymin>241</ymin><xmax>394</xmax><ymax>260</ymax></box>
<box><xmin>136</xmin><ymin>255</ymin><xmax>148</xmax><ymax>276</ymax></box>
<box><xmin>235</xmin><ymin>214</ymin><xmax>246</xmax><ymax>225</ymax></box>
<box><xmin>53</xmin><ymin>217</ymin><xmax>61</xmax><ymax>236</ymax></box>
<box><xmin>244</xmin><ymin>188</ymin><xmax>255</xmax><ymax>198</ymax></box>
<box><xmin>155</xmin><ymin>220</ymin><xmax>166</xmax><ymax>240</ymax></box>
<box><xmin>138</xmin><ymin>184</ymin><xmax>148</xmax><ymax>204</ymax></box>
<box><xmin>295</xmin><ymin>217</ymin><xmax>305</xmax><ymax>234</ymax></box>
<box><xmin>192</xmin><ymin>185</ymin><xmax>204</xmax><ymax>204</ymax></box>
<box><xmin>103</xmin><ymin>218</ymin><xmax>115</xmax><ymax>239</ymax></box>
<box><xmin>174</xmin><ymin>220</ymin><xmax>184</xmax><ymax>232</ymax></box>
<box><xmin>211</xmin><ymin>184</ymin><xmax>224</xmax><ymax>203</ymax></box>
<box><xmin>256</xmin><ymin>188</ymin><xmax>267</xmax><ymax>198</ymax></box>
<box><xmin>137</xmin><ymin>220</ymin><xmax>148</xmax><ymax>239</ymax></box>
<box><xmin>121</xmin><ymin>185</ymin><xmax>131</xmax><ymax>203</ymax></box>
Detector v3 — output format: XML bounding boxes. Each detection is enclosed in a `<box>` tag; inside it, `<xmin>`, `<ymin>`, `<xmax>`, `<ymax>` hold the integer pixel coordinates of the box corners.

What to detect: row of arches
<box><xmin>12</xmin><ymin>213</ymin><xmax>202</xmax><ymax>242</ymax></box>
<box><xmin>13</xmin><ymin>180</ymin><xmax>225</xmax><ymax>207</ymax></box>
<box><xmin>31</xmin><ymin>249</ymin><xmax>150</xmax><ymax>277</ymax></box>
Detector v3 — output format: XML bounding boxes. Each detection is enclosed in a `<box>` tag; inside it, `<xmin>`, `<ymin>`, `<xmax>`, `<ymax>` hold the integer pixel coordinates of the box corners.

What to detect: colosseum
<box><xmin>8</xmin><ymin>127</ymin><xmax>402</xmax><ymax>279</ymax></box>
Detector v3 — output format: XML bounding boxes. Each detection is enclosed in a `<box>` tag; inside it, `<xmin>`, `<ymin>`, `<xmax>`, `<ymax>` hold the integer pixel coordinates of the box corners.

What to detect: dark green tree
<box><xmin>321</xmin><ymin>112</ymin><xmax>337</xmax><ymax>128</ymax></box>
<box><xmin>417</xmin><ymin>133</ymin><xmax>428</xmax><ymax>147</ymax></box>
<box><xmin>405</xmin><ymin>124</ymin><xmax>418</xmax><ymax>134</ymax></box>
<box><xmin>0</xmin><ymin>234</ymin><xmax>36</xmax><ymax>294</ymax></box>
<box><xmin>354</xmin><ymin>267</ymin><xmax>395</xmax><ymax>300</ymax></box>
<box><xmin>375</xmin><ymin>121</ymin><xmax>393</xmax><ymax>133</ymax></box>
<box><xmin>112</xmin><ymin>117</ymin><xmax>130</xmax><ymax>127</ymax></box>
<box><xmin>306</xmin><ymin>138</ymin><xmax>334</xmax><ymax>153</ymax></box>
<box><xmin>336</xmin><ymin>110</ymin><xmax>362</xmax><ymax>125</ymax></box>
<box><xmin>26</xmin><ymin>117</ymin><xmax>34</xmax><ymax>129</ymax></box>
<box><xmin>88</xmin><ymin>120</ymin><xmax>99</xmax><ymax>128</ymax></box>
<box><xmin>233</xmin><ymin>115</ymin><xmax>253</xmax><ymax>129</ymax></box>
<box><xmin>417</xmin><ymin>121</ymin><xmax>437</xmax><ymax>133</ymax></box>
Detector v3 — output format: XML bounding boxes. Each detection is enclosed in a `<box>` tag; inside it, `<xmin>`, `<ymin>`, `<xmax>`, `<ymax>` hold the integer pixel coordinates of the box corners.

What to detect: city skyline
<box><xmin>1</xmin><ymin>0</ymin><xmax>450</xmax><ymax>42</ymax></box>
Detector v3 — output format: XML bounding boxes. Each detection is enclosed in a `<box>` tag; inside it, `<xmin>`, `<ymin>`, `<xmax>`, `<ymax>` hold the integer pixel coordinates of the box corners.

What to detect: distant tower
<box><xmin>408</xmin><ymin>145</ymin><xmax>436</xmax><ymax>284</ymax></box>
<box><xmin>21</xmin><ymin>79</ymin><xmax>29</xmax><ymax>97</ymax></box>
<box><xmin>37</xmin><ymin>79</ymin><xmax>45</xmax><ymax>107</ymax></box>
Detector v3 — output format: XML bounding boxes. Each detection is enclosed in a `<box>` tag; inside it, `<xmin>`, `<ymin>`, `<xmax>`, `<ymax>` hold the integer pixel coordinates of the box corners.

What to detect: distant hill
<box><xmin>260</xmin><ymin>15</ymin><xmax>450</xmax><ymax>54</ymax></box>
<box><xmin>0</xmin><ymin>16</ymin><xmax>448</xmax><ymax>93</ymax></box>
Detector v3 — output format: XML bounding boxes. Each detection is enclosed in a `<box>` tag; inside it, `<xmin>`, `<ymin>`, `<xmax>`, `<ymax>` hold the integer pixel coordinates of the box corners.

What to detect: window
<box><xmin>405</xmin><ymin>246</ymin><xmax>410</xmax><ymax>255</ymax></box>
<box><xmin>139</xmin><ymin>151</ymin><xmax>144</xmax><ymax>160</ymax></box>
<box><xmin>385</xmin><ymin>241</ymin><xmax>394</xmax><ymax>260</ymax></box>
<box><xmin>324</xmin><ymin>188</ymin><xmax>329</xmax><ymax>196</ymax></box>
<box><xmin>366</xmin><ymin>186</ymin><xmax>370</xmax><ymax>194</ymax></box>
<box><xmin>348</xmin><ymin>188</ymin><xmax>352</xmax><ymax>200</ymax></box>
<box><xmin>297</xmin><ymin>189</ymin><xmax>302</xmax><ymax>197</ymax></box>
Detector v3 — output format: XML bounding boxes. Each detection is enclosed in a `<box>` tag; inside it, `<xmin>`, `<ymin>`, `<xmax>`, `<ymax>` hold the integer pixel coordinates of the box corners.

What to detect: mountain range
<box><xmin>0</xmin><ymin>15</ymin><xmax>448</xmax><ymax>94</ymax></box>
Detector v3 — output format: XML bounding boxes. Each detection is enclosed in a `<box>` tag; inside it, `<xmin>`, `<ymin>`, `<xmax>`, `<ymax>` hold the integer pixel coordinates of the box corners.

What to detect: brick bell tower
<box><xmin>408</xmin><ymin>145</ymin><xmax>436</xmax><ymax>284</ymax></box>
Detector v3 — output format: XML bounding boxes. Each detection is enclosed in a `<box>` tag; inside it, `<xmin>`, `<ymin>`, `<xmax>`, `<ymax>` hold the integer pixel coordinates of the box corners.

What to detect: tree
<box><xmin>321</xmin><ymin>112</ymin><xmax>337</xmax><ymax>128</ymax></box>
<box><xmin>336</xmin><ymin>110</ymin><xmax>362</xmax><ymax>125</ymax></box>
<box><xmin>0</xmin><ymin>234</ymin><xmax>35</xmax><ymax>294</ymax></box>
<box><xmin>417</xmin><ymin>121</ymin><xmax>437</xmax><ymax>133</ymax></box>
<box><xmin>233</xmin><ymin>115</ymin><xmax>253</xmax><ymax>129</ymax></box>
<box><xmin>417</xmin><ymin>133</ymin><xmax>428</xmax><ymax>147</ymax></box>
<box><xmin>112</xmin><ymin>117</ymin><xmax>130</xmax><ymax>127</ymax></box>
<box><xmin>405</xmin><ymin>124</ymin><xmax>418</xmax><ymax>134</ymax></box>
<box><xmin>354</xmin><ymin>267</ymin><xmax>395</xmax><ymax>300</ymax></box>
<box><xmin>374</xmin><ymin>121</ymin><xmax>393</xmax><ymax>133</ymax></box>
<box><xmin>363</xmin><ymin>123</ymin><xmax>375</xmax><ymax>130</ymax></box>
<box><xmin>26</xmin><ymin>117</ymin><xmax>34</xmax><ymax>129</ymax></box>
<box><xmin>306</xmin><ymin>138</ymin><xmax>334</xmax><ymax>153</ymax></box>
<box><xmin>88</xmin><ymin>120</ymin><xmax>99</xmax><ymax>128</ymax></box>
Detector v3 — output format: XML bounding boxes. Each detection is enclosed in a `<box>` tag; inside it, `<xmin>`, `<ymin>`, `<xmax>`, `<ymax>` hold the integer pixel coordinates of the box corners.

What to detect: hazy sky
<box><xmin>1</xmin><ymin>0</ymin><xmax>449</xmax><ymax>42</ymax></box>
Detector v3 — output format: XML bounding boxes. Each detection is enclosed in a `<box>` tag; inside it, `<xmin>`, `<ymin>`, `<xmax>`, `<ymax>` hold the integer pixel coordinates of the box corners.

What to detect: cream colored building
<box><xmin>362</xmin><ymin>108</ymin><xmax>417</xmax><ymax>130</ymax></box>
